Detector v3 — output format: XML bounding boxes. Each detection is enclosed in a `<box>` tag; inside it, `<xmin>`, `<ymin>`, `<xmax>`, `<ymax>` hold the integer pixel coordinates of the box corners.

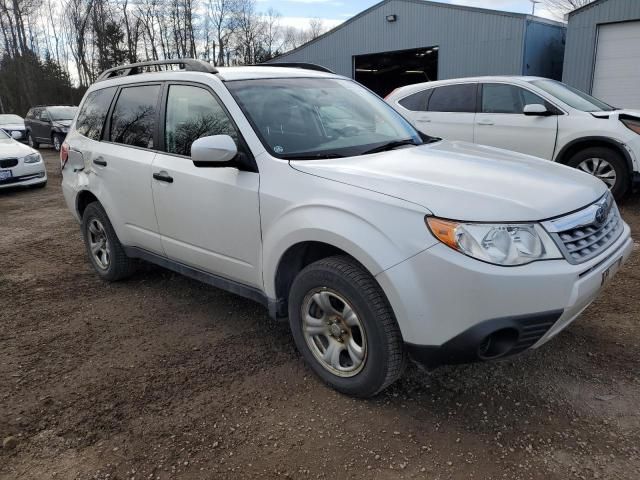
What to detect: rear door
<box><xmin>474</xmin><ymin>83</ymin><xmax>558</xmax><ymax>160</ymax></box>
<box><xmin>410</xmin><ymin>83</ymin><xmax>477</xmax><ymax>142</ymax></box>
<box><xmin>90</xmin><ymin>83</ymin><xmax>164</xmax><ymax>254</ymax></box>
<box><xmin>35</xmin><ymin>109</ymin><xmax>51</xmax><ymax>141</ymax></box>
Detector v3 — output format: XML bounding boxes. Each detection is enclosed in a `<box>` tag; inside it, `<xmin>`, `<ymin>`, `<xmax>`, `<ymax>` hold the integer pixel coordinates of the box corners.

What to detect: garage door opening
<box><xmin>354</xmin><ymin>46</ymin><xmax>438</xmax><ymax>97</ymax></box>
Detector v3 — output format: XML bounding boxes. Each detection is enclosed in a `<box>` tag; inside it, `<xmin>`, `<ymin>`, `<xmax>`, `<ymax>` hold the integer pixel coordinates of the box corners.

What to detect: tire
<box><xmin>27</xmin><ymin>132</ymin><xmax>39</xmax><ymax>149</ymax></box>
<box><xmin>52</xmin><ymin>133</ymin><xmax>63</xmax><ymax>152</ymax></box>
<box><xmin>81</xmin><ymin>202</ymin><xmax>135</xmax><ymax>281</ymax></box>
<box><xmin>288</xmin><ymin>255</ymin><xmax>406</xmax><ymax>397</ymax></box>
<box><xmin>567</xmin><ymin>146</ymin><xmax>630</xmax><ymax>200</ymax></box>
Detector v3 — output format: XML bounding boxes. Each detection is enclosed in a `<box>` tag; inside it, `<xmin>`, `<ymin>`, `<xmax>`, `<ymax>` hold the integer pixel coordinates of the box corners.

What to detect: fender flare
<box><xmin>555</xmin><ymin>136</ymin><xmax>634</xmax><ymax>174</ymax></box>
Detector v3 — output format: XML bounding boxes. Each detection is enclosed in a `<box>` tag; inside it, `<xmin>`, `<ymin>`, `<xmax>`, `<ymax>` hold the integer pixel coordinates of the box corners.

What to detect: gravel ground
<box><xmin>1</xmin><ymin>149</ymin><xmax>639</xmax><ymax>480</ymax></box>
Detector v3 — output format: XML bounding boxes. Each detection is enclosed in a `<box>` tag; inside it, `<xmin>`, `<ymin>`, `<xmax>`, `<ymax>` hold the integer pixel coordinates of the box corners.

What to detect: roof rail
<box><xmin>97</xmin><ymin>59</ymin><xmax>218</xmax><ymax>81</ymax></box>
<box><xmin>257</xmin><ymin>62</ymin><xmax>334</xmax><ymax>74</ymax></box>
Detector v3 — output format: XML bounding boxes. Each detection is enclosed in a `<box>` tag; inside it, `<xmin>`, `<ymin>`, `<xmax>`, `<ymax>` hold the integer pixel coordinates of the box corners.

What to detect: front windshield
<box><xmin>0</xmin><ymin>114</ymin><xmax>23</xmax><ymax>124</ymax></box>
<box><xmin>226</xmin><ymin>78</ymin><xmax>422</xmax><ymax>159</ymax></box>
<box><xmin>48</xmin><ymin>106</ymin><xmax>78</xmax><ymax>121</ymax></box>
<box><xmin>530</xmin><ymin>79</ymin><xmax>613</xmax><ymax>112</ymax></box>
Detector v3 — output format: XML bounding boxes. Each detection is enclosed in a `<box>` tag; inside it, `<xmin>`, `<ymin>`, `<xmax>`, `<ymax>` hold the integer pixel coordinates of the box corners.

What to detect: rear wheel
<box><xmin>27</xmin><ymin>132</ymin><xmax>39</xmax><ymax>149</ymax></box>
<box><xmin>81</xmin><ymin>202</ymin><xmax>135</xmax><ymax>281</ymax></box>
<box><xmin>567</xmin><ymin>147</ymin><xmax>629</xmax><ymax>200</ymax></box>
<box><xmin>52</xmin><ymin>134</ymin><xmax>63</xmax><ymax>152</ymax></box>
<box><xmin>288</xmin><ymin>255</ymin><xmax>406</xmax><ymax>397</ymax></box>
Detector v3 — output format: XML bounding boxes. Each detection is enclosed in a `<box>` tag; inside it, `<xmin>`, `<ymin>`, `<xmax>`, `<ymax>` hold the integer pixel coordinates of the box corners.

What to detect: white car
<box><xmin>386</xmin><ymin>77</ymin><xmax>640</xmax><ymax>200</ymax></box>
<box><xmin>0</xmin><ymin>114</ymin><xmax>27</xmax><ymax>142</ymax></box>
<box><xmin>61</xmin><ymin>61</ymin><xmax>632</xmax><ymax>397</ymax></box>
<box><xmin>0</xmin><ymin>129</ymin><xmax>47</xmax><ymax>189</ymax></box>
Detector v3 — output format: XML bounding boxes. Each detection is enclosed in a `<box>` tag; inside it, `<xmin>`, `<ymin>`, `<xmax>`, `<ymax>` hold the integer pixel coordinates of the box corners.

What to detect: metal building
<box><xmin>563</xmin><ymin>0</ymin><xmax>640</xmax><ymax>109</ymax></box>
<box><xmin>268</xmin><ymin>0</ymin><xmax>566</xmax><ymax>97</ymax></box>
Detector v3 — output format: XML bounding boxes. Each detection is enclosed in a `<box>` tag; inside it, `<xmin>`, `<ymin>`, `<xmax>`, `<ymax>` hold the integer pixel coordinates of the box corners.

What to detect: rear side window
<box><xmin>109</xmin><ymin>85</ymin><xmax>161</xmax><ymax>149</ymax></box>
<box><xmin>76</xmin><ymin>87</ymin><xmax>116</xmax><ymax>140</ymax></box>
<box><xmin>164</xmin><ymin>84</ymin><xmax>239</xmax><ymax>156</ymax></box>
<box><xmin>428</xmin><ymin>84</ymin><xmax>476</xmax><ymax>113</ymax></box>
<box><xmin>398</xmin><ymin>89</ymin><xmax>431</xmax><ymax>111</ymax></box>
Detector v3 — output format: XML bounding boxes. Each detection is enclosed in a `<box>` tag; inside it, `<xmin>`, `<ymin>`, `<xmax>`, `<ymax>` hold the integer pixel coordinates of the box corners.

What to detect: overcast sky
<box><xmin>257</xmin><ymin>0</ymin><xmax>562</xmax><ymax>30</ymax></box>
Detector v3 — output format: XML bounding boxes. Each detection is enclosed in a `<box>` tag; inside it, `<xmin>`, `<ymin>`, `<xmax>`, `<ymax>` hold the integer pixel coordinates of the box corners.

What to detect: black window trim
<box><xmin>158</xmin><ymin>80</ymin><xmax>258</xmax><ymax>172</ymax></box>
<box><xmin>101</xmin><ymin>81</ymin><xmax>164</xmax><ymax>152</ymax></box>
<box><xmin>75</xmin><ymin>86</ymin><xmax>118</xmax><ymax>142</ymax></box>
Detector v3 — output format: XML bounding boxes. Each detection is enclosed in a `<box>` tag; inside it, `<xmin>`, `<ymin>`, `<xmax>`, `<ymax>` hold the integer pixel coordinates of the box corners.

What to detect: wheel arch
<box><xmin>76</xmin><ymin>189</ymin><xmax>100</xmax><ymax>219</ymax></box>
<box><xmin>555</xmin><ymin>136</ymin><xmax>634</xmax><ymax>174</ymax></box>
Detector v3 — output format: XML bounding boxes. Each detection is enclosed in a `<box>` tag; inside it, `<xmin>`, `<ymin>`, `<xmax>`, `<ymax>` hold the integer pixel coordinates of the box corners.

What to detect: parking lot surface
<box><xmin>1</xmin><ymin>150</ymin><xmax>639</xmax><ymax>479</ymax></box>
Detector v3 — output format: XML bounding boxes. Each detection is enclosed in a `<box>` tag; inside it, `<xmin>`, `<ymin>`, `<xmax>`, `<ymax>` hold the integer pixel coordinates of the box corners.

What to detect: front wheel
<box><xmin>567</xmin><ymin>147</ymin><xmax>630</xmax><ymax>200</ymax></box>
<box><xmin>288</xmin><ymin>256</ymin><xmax>406</xmax><ymax>397</ymax></box>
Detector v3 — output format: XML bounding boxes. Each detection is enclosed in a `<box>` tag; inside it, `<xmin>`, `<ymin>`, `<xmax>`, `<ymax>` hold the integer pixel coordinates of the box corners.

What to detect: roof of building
<box><xmin>269</xmin><ymin>0</ymin><xmax>565</xmax><ymax>63</ymax></box>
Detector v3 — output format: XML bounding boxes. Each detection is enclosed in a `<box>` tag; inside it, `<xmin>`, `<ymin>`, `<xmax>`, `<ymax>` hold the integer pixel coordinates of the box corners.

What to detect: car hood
<box><xmin>0</xmin><ymin>138</ymin><xmax>35</xmax><ymax>158</ymax></box>
<box><xmin>0</xmin><ymin>123</ymin><xmax>25</xmax><ymax>130</ymax></box>
<box><xmin>290</xmin><ymin>140</ymin><xmax>607</xmax><ymax>222</ymax></box>
<box><xmin>592</xmin><ymin>109</ymin><xmax>640</xmax><ymax>120</ymax></box>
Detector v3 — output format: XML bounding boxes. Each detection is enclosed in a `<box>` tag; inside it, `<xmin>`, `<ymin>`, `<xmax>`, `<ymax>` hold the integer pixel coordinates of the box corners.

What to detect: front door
<box><xmin>474</xmin><ymin>83</ymin><xmax>558</xmax><ymax>160</ymax></box>
<box><xmin>151</xmin><ymin>83</ymin><xmax>262</xmax><ymax>288</ymax></box>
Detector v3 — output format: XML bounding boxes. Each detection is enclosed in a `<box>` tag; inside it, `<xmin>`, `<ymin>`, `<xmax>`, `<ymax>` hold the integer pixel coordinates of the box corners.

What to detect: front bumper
<box><xmin>0</xmin><ymin>161</ymin><xmax>47</xmax><ymax>189</ymax></box>
<box><xmin>376</xmin><ymin>223</ymin><xmax>633</xmax><ymax>366</ymax></box>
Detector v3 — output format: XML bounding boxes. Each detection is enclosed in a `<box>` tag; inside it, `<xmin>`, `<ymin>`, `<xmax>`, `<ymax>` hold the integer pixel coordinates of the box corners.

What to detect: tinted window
<box><xmin>48</xmin><ymin>106</ymin><xmax>77</xmax><ymax>121</ymax></box>
<box><xmin>76</xmin><ymin>87</ymin><xmax>116</xmax><ymax>140</ymax></box>
<box><xmin>482</xmin><ymin>84</ymin><xmax>547</xmax><ymax>114</ymax></box>
<box><xmin>428</xmin><ymin>84</ymin><xmax>476</xmax><ymax>113</ymax></box>
<box><xmin>39</xmin><ymin>110</ymin><xmax>51</xmax><ymax>121</ymax></box>
<box><xmin>110</xmin><ymin>85</ymin><xmax>160</xmax><ymax>148</ymax></box>
<box><xmin>165</xmin><ymin>85</ymin><xmax>238</xmax><ymax>156</ymax></box>
<box><xmin>531</xmin><ymin>79</ymin><xmax>612</xmax><ymax>112</ymax></box>
<box><xmin>398</xmin><ymin>90</ymin><xmax>431</xmax><ymax>111</ymax></box>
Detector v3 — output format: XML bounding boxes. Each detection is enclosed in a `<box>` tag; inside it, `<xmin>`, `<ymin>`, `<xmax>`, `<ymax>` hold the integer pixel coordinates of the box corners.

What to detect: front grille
<box><xmin>0</xmin><ymin>158</ymin><xmax>18</xmax><ymax>168</ymax></box>
<box><xmin>543</xmin><ymin>194</ymin><xmax>623</xmax><ymax>265</ymax></box>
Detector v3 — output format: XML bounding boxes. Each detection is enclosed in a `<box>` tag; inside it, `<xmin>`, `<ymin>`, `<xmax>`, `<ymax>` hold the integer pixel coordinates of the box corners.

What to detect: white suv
<box><xmin>61</xmin><ymin>60</ymin><xmax>633</xmax><ymax>397</ymax></box>
<box><xmin>386</xmin><ymin>77</ymin><xmax>640</xmax><ymax>200</ymax></box>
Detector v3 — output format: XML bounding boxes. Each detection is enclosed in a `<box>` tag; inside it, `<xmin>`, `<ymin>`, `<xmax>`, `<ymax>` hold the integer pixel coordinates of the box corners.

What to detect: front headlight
<box><xmin>621</xmin><ymin>117</ymin><xmax>640</xmax><ymax>135</ymax></box>
<box><xmin>23</xmin><ymin>152</ymin><xmax>42</xmax><ymax>164</ymax></box>
<box><xmin>426</xmin><ymin>217</ymin><xmax>562</xmax><ymax>266</ymax></box>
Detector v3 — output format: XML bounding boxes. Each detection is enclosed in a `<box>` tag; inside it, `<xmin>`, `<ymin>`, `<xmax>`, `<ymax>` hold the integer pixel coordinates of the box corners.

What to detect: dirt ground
<box><xmin>1</xmin><ymin>149</ymin><xmax>639</xmax><ymax>480</ymax></box>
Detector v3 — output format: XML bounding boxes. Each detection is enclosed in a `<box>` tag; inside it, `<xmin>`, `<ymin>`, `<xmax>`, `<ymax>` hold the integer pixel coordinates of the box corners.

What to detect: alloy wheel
<box><xmin>87</xmin><ymin>218</ymin><xmax>110</xmax><ymax>270</ymax></box>
<box><xmin>301</xmin><ymin>288</ymin><xmax>367</xmax><ymax>377</ymax></box>
<box><xmin>577</xmin><ymin>157</ymin><xmax>617</xmax><ymax>189</ymax></box>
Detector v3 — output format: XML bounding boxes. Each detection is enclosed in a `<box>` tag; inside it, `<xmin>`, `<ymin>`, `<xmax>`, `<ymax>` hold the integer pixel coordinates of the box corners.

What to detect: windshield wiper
<box><xmin>281</xmin><ymin>152</ymin><xmax>345</xmax><ymax>160</ymax></box>
<box><xmin>360</xmin><ymin>139</ymin><xmax>419</xmax><ymax>156</ymax></box>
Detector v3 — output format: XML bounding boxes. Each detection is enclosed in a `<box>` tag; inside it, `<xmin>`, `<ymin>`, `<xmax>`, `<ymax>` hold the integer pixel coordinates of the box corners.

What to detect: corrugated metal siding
<box><xmin>270</xmin><ymin>0</ymin><xmax>528</xmax><ymax>80</ymax></box>
<box><xmin>563</xmin><ymin>0</ymin><xmax>640</xmax><ymax>92</ymax></box>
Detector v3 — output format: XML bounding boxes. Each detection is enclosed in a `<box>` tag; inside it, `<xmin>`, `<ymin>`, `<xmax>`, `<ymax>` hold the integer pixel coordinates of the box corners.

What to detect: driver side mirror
<box><xmin>523</xmin><ymin>104</ymin><xmax>551</xmax><ymax>116</ymax></box>
<box><xmin>10</xmin><ymin>131</ymin><xmax>22</xmax><ymax>140</ymax></box>
<box><xmin>191</xmin><ymin>135</ymin><xmax>238</xmax><ymax>167</ymax></box>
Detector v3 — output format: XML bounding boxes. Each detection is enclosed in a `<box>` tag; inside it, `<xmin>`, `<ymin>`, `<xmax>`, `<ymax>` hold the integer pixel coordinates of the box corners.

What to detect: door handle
<box><xmin>93</xmin><ymin>158</ymin><xmax>107</xmax><ymax>167</ymax></box>
<box><xmin>477</xmin><ymin>120</ymin><xmax>494</xmax><ymax>126</ymax></box>
<box><xmin>417</xmin><ymin>119</ymin><xmax>431</xmax><ymax>123</ymax></box>
<box><xmin>153</xmin><ymin>171</ymin><xmax>174</xmax><ymax>183</ymax></box>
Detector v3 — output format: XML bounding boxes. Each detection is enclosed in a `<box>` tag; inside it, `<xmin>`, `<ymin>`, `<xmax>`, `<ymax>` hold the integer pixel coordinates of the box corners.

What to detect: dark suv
<box><xmin>25</xmin><ymin>105</ymin><xmax>78</xmax><ymax>151</ymax></box>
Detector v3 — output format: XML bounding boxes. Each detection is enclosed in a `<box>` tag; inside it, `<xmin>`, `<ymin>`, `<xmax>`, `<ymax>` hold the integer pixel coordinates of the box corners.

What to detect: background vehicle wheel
<box><xmin>27</xmin><ymin>132</ymin><xmax>39</xmax><ymax>149</ymax></box>
<box><xmin>52</xmin><ymin>134</ymin><xmax>63</xmax><ymax>152</ymax></box>
<box><xmin>288</xmin><ymin>255</ymin><xmax>406</xmax><ymax>397</ymax></box>
<box><xmin>567</xmin><ymin>147</ymin><xmax>629</xmax><ymax>200</ymax></box>
<box><xmin>81</xmin><ymin>202</ymin><xmax>135</xmax><ymax>281</ymax></box>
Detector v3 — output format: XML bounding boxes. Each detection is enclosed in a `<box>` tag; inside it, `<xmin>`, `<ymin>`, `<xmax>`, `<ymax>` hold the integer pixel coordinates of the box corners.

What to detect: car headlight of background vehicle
<box><xmin>426</xmin><ymin>217</ymin><xmax>562</xmax><ymax>266</ymax></box>
<box><xmin>23</xmin><ymin>152</ymin><xmax>42</xmax><ymax>164</ymax></box>
<box><xmin>620</xmin><ymin>116</ymin><xmax>640</xmax><ymax>135</ymax></box>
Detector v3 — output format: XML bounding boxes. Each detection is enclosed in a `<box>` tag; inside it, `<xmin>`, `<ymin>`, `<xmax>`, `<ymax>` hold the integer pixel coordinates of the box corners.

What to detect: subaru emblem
<box><xmin>594</xmin><ymin>205</ymin><xmax>608</xmax><ymax>225</ymax></box>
